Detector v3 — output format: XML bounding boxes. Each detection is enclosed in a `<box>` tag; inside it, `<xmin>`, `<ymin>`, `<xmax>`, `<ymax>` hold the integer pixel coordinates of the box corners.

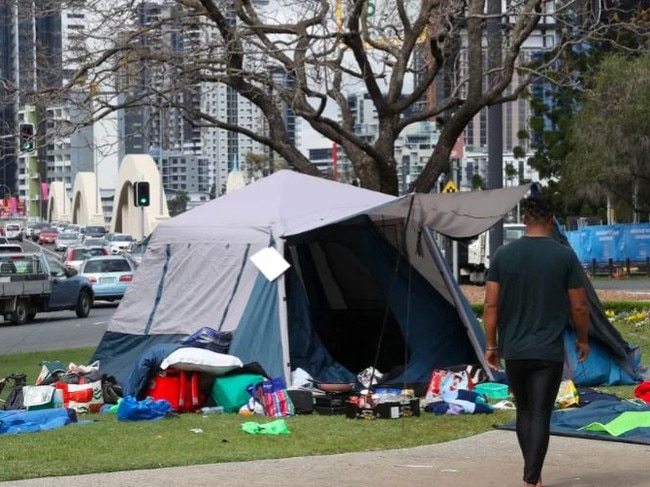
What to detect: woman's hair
<box><xmin>522</xmin><ymin>194</ymin><xmax>554</xmax><ymax>223</ymax></box>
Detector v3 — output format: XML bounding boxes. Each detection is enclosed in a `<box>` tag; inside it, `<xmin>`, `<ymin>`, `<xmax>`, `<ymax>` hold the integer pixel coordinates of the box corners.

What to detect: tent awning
<box><xmin>367</xmin><ymin>184</ymin><xmax>531</xmax><ymax>239</ymax></box>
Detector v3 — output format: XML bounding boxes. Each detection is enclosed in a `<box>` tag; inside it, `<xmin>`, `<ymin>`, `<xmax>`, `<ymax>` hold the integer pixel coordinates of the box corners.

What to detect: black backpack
<box><xmin>0</xmin><ymin>373</ymin><xmax>27</xmax><ymax>410</ymax></box>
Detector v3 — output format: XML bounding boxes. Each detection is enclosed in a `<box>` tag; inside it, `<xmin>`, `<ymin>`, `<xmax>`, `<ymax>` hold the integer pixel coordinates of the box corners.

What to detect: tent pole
<box><xmin>423</xmin><ymin>227</ymin><xmax>496</xmax><ymax>382</ymax></box>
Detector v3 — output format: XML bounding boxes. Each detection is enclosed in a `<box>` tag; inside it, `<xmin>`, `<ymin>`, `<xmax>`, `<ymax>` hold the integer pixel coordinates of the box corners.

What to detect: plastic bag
<box><xmin>555</xmin><ymin>379</ymin><xmax>579</xmax><ymax>409</ymax></box>
<box><xmin>425</xmin><ymin>368</ymin><xmax>474</xmax><ymax>404</ymax></box>
<box><xmin>22</xmin><ymin>385</ymin><xmax>55</xmax><ymax>410</ymax></box>
<box><xmin>248</xmin><ymin>377</ymin><xmax>294</xmax><ymax>418</ymax></box>
<box><xmin>117</xmin><ymin>395</ymin><xmax>173</xmax><ymax>421</ymax></box>
<box><xmin>1</xmin><ymin>373</ymin><xmax>27</xmax><ymax>410</ymax></box>
<box><xmin>357</xmin><ymin>366</ymin><xmax>383</xmax><ymax>388</ymax></box>
<box><xmin>56</xmin><ymin>380</ymin><xmax>104</xmax><ymax>414</ymax></box>
<box><xmin>179</xmin><ymin>327</ymin><xmax>233</xmax><ymax>354</ymax></box>
<box><xmin>290</xmin><ymin>367</ymin><xmax>313</xmax><ymax>389</ymax></box>
<box><xmin>241</xmin><ymin>419</ymin><xmax>291</xmax><ymax>435</ymax></box>
<box><xmin>35</xmin><ymin>361</ymin><xmax>66</xmax><ymax>385</ymax></box>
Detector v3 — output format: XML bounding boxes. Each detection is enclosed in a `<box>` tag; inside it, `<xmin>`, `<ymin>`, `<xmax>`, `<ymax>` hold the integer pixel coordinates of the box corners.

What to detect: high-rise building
<box><xmin>420</xmin><ymin>4</ymin><xmax>558</xmax><ymax>157</ymax></box>
<box><xmin>118</xmin><ymin>0</ymin><xmax>274</xmax><ymax>198</ymax></box>
<box><xmin>3</xmin><ymin>4</ymin><xmax>118</xmax><ymax>220</ymax></box>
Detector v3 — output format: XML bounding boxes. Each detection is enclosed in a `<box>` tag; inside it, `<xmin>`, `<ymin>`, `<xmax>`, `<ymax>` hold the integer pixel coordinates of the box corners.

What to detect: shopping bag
<box><xmin>249</xmin><ymin>377</ymin><xmax>295</xmax><ymax>418</ymax></box>
<box><xmin>56</xmin><ymin>380</ymin><xmax>104</xmax><ymax>414</ymax></box>
<box><xmin>555</xmin><ymin>379</ymin><xmax>579</xmax><ymax>409</ymax></box>
<box><xmin>22</xmin><ymin>385</ymin><xmax>56</xmax><ymax>411</ymax></box>
<box><xmin>117</xmin><ymin>395</ymin><xmax>173</xmax><ymax>421</ymax></box>
<box><xmin>425</xmin><ymin>368</ymin><xmax>474</xmax><ymax>404</ymax></box>
<box><xmin>35</xmin><ymin>361</ymin><xmax>67</xmax><ymax>385</ymax></box>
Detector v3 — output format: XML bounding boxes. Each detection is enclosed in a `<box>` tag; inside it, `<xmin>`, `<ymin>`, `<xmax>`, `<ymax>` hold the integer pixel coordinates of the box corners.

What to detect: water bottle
<box><xmin>200</xmin><ymin>406</ymin><xmax>224</xmax><ymax>415</ymax></box>
<box><xmin>53</xmin><ymin>389</ymin><xmax>64</xmax><ymax>408</ymax></box>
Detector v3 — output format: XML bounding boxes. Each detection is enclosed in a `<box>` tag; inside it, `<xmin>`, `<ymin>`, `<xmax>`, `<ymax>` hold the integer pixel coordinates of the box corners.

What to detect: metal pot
<box><xmin>313</xmin><ymin>381</ymin><xmax>355</xmax><ymax>393</ymax></box>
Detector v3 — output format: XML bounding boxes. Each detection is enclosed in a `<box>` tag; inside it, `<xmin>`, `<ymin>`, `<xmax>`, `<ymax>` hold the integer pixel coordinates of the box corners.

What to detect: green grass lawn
<box><xmin>0</xmin><ymin>307</ymin><xmax>648</xmax><ymax>482</ymax></box>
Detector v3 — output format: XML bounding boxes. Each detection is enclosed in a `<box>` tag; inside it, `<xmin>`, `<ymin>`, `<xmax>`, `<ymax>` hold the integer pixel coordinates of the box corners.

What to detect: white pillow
<box><xmin>160</xmin><ymin>347</ymin><xmax>243</xmax><ymax>375</ymax></box>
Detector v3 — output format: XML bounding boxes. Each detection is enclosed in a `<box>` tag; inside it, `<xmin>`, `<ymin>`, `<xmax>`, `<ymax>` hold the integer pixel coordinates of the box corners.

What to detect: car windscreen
<box><xmin>0</xmin><ymin>246</ymin><xmax>22</xmax><ymax>253</ymax></box>
<box><xmin>85</xmin><ymin>259</ymin><xmax>131</xmax><ymax>273</ymax></box>
<box><xmin>71</xmin><ymin>249</ymin><xmax>90</xmax><ymax>260</ymax></box>
<box><xmin>59</xmin><ymin>233</ymin><xmax>79</xmax><ymax>240</ymax></box>
<box><xmin>85</xmin><ymin>226</ymin><xmax>106</xmax><ymax>234</ymax></box>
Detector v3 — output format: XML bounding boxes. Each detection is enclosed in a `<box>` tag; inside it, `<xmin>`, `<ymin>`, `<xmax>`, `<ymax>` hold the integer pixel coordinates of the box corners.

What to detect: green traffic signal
<box><xmin>19</xmin><ymin>123</ymin><xmax>35</xmax><ymax>153</ymax></box>
<box><xmin>134</xmin><ymin>181</ymin><xmax>151</xmax><ymax>207</ymax></box>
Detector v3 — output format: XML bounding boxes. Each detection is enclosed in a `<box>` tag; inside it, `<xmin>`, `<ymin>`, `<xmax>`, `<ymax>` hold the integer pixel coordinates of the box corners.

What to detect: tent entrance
<box><xmin>316</xmin><ymin>308</ymin><xmax>409</xmax><ymax>380</ymax></box>
<box><xmin>286</xmin><ymin>221</ymin><xmax>412</xmax><ymax>383</ymax></box>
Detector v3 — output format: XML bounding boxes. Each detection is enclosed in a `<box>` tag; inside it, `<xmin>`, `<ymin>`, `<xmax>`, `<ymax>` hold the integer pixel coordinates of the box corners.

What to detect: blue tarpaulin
<box><xmin>0</xmin><ymin>408</ymin><xmax>77</xmax><ymax>435</ymax></box>
<box><xmin>498</xmin><ymin>398</ymin><xmax>650</xmax><ymax>445</ymax></box>
<box><xmin>565</xmin><ymin>223</ymin><xmax>650</xmax><ymax>263</ymax></box>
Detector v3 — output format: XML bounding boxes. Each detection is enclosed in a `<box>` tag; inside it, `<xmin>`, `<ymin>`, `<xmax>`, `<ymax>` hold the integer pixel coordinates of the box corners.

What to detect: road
<box><xmin>0</xmin><ymin>238</ymin><xmax>116</xmax><ymax>354</ymax></box>
<box><xmin>0</xmin><ymin>303</ymin><xmax>115</xmax><ymax>354</ymax></box>
<box><xmin>590</xmin><ymin>277</ymin><xmax>650</xmax><ymax>292</ymax></box>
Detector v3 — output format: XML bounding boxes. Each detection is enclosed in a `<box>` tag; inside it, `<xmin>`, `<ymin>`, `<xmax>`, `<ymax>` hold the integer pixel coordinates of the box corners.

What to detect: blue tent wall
<box><xmin>92</xmin><ymin>332</ymin><xmax>186</xmax><ymax>386</ymax></box>
<box><xmin>551</xmin><ymin>219</ymin><xmax>642</xmax><ymax>385</ymax></box>
<box><xmin>286</xmin><ymin>218</ymin><xmax>481</xmax><ymax>384</ymax></box>
<box><xmin>563</xmin><ymin>330</ymin><xmax>640</xmax><ymax>386</ymax></box>
<box><xmin>287</xmin><ymin>269</ymin><xmax>356</xmax><ymax>383</ymax></box>
<box><xmin>229</xmin><ymin>271</ymin><xmax>284</xmax><ymax>379</ymax></box>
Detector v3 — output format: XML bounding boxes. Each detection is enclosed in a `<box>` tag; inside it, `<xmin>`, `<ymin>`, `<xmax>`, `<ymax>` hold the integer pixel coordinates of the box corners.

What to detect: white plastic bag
<box><xmin>290</xmin><ymin>367</ymin><xmax>313</xmax><ymax>389</ymax></box>
<box><xmin>357</xmin><ymin>366</ymin><xmax>383</xmax><ymax>388</ymax></box>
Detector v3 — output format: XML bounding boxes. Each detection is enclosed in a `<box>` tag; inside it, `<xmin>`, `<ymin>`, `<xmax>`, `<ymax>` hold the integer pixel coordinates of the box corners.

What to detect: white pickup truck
<box><xmin>0</xmin><ymin>253</ymin><xmax>94</xmax><ymax>325</ymax></box>
<box><xmin>460</xmin><ymin>223</ymin><xmax>526</xmax><ymax>285</ymax></box>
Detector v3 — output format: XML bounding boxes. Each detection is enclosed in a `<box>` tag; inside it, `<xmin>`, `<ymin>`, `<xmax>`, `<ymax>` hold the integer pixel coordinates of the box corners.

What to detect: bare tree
<box><xmin>3</xmin><ymin>0</ymin><xmax>645</xmax><ymax>195</ymax></box>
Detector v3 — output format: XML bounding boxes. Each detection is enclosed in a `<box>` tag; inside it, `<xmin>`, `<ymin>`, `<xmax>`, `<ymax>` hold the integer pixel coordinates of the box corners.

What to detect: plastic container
<box><xmin>200</xmin><ymin>406</ymin><xmax>224</xmax><ymax>415</ymax></box>
<box><xmin>474</xmin><ymin>382</ymin><xmax>509</xmax><ymax>401</ymax></box>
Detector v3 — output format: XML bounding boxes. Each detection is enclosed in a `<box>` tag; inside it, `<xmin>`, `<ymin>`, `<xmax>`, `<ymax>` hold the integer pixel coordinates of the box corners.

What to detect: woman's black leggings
<box><xmin>506</xmin><ymin>359</ymin><xmax>564</xmax><ymax>485</ymax></box>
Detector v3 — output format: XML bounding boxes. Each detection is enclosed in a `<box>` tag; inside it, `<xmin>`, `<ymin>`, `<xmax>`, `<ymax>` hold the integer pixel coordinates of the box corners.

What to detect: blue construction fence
<box><xmin>564</xmin><ymin>223</ymin><xmax>650</xmax><ymax>276</ymax></box>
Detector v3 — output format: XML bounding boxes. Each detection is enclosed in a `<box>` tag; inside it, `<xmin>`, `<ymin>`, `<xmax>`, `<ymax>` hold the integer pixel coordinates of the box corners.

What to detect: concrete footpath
<box><xmin>2</xmin><ymin>429</ymin><xmax>649</xmax><ymax>487</ymax></box>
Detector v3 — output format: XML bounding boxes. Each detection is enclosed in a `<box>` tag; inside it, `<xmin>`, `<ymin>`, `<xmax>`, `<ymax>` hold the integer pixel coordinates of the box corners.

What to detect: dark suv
<box><xmin>83</xmin><ymin>225</ymin><xmax>107</xmax><ymax>239</ymax></box>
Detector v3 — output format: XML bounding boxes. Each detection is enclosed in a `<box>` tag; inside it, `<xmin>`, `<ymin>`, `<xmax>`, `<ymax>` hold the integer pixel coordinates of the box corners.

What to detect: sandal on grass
<box><xmin>492</xmin><ymin>400</ymin><xmax>516</xmax><ymax>410</ymax></box>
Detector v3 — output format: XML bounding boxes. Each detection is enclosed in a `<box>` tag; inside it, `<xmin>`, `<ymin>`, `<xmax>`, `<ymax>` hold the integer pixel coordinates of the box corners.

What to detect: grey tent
<box><xmin>93</xmin><ymin>170</ymin><xmax>528</xmax><ymax>386</ymax></box>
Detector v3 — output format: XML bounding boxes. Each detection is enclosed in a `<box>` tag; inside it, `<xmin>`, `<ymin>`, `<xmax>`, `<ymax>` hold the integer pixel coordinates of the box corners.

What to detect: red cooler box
<box><xmin>145</xmin><ymin>368</ymin><xmax>203</xmax><ymax>412</ymax></box>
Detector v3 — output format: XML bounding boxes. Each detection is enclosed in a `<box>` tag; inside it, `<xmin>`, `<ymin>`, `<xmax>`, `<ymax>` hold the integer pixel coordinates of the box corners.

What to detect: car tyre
<box><xmin>76</xmin><ymin>289</ymin><xmax>92</xmax><ymax>318</ymax></box>
<box><xmin>10</xmin><ymin>299</ymin><xmax>28</xmax><ymax>325</ymax></box>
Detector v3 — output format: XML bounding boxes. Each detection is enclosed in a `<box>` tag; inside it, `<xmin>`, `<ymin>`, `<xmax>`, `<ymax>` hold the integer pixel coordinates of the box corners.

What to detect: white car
<box><xmin>4</xmin><ymin>223</ymin><xmax>22</xmax><ymax>241</ymax></box>
<box><xmin>62</xmin><ymin>246</ymin><xmax>110</xmax><ymax>272</ymax></box>
<box><xmin>54</xmin><ymin>232</ymin><xmax>81</xmax><ymax>251</ymax></box>
<box><xmin>105</xmin><ymin>233</ymin><xmax>136</xmax><ymax>254</ymax></box>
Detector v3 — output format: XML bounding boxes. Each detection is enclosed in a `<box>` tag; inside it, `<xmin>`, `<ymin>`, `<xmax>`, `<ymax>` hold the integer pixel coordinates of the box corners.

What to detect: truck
<box><xmin>460</xmin><ymin>223</ymin><xmax>526</xmax><ymax>285</ymax></box>
<box><xmin>0</xmin><ymin>252</ymin><xmax>94</xmax><ymax>325</ymax></box>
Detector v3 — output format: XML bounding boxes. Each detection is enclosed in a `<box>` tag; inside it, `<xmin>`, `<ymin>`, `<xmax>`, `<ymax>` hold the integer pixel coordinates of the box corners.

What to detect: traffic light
<box><xmin>134</xmin><ymin>181</ymin><xmax>151</xmax><ymax>207</ymax></box>
<box><xmin>19</xmin><ymin>123</ymin><xmax>35</xmax><ymax>153</ymax></box>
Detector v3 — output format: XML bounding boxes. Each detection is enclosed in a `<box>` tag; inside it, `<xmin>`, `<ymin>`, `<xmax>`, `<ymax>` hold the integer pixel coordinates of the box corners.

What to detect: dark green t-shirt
<box><xmin>486</xmin><ymin>236</ymin><xmax>584</xmax><ymax>363</ymax></box>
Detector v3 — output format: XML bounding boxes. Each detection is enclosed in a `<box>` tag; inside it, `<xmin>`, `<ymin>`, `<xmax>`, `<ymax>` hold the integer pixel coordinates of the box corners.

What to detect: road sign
<box><xmin>442</xmin><ymin>180</ymin><xmax>458</xmax><ymax>193</ymax></box>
